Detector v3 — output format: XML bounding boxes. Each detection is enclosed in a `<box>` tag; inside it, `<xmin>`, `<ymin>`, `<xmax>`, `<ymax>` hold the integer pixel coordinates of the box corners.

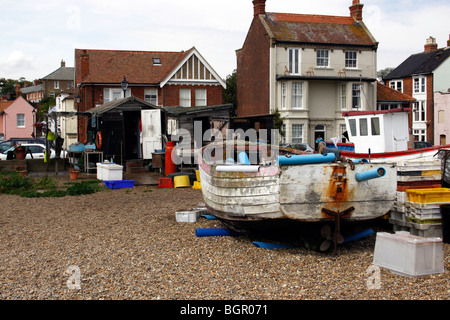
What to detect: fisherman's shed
<box><xmin>85</xmin><ymin>96</ymin><xmax>163</xmax><ymax>164</ymax></box>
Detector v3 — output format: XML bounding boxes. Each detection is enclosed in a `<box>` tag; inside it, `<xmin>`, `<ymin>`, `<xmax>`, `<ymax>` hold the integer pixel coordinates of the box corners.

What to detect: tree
<box><xmin>223</xmin><ymin>69</ymin><xmax>237</xmax><ymax>108</ymax></box>
<box><xmin>377</xmin><ymin>67</ymin><xmax>395</xmax><ymax>81</ymax></box>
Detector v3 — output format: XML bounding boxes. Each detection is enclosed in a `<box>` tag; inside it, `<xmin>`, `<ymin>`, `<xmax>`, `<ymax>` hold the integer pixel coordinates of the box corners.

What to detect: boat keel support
<box><xmin>321</xmin><ymin>206</ymin><xmax>355</xmax><ymax>254</ymax></box>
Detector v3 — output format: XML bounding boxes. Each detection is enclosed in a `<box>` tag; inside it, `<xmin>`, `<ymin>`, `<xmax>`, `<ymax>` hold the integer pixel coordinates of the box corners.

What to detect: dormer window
<box><xmin>153</xmin><ymin>57</ymin><xmax>161</xmax><ymax>65</ymax></box>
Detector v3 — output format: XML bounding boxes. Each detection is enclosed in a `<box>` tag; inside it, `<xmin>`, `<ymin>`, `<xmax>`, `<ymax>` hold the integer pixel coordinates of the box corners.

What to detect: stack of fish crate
<box><xmin>389</xmin><ymin>158</ymin><xmax>447</xmax><ymax>237</ymax></box>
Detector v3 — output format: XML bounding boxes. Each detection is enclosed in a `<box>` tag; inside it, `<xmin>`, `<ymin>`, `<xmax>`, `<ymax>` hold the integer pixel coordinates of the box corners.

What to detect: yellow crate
<box><xmin>406</xmin><ymin>188</ymin><xmax>450</xmax><ymax>204</ymax></box>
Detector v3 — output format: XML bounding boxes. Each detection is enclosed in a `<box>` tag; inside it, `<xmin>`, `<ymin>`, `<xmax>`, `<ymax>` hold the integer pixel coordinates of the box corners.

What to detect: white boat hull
<box><xmin>199</xmin><ymin>156</ymin><xmax>397</xmax><ymax>223</ymax></box>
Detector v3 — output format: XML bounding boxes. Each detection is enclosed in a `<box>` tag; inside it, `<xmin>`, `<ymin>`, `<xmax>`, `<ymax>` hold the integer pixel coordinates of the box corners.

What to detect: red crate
<box><xmin>158</xmin><ymin>178</ymin><xmax>173</xmax><ymax>188</ymax></box>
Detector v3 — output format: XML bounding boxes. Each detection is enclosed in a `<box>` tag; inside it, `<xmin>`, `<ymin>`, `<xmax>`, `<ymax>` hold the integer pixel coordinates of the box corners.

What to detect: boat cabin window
<box><xmin>359</xmin><ymin>119</ymin><xmax>368</xmax><ymax>136</ymax></box>
<box><xmin>349</xmin><ymin>119</ymin><xmax>357</xmax><ymax>136</ymax></box>
<box><xmin>371</xmin><ymin>117</ymin><xmax>380</xmax><ymax>136</ymax></box>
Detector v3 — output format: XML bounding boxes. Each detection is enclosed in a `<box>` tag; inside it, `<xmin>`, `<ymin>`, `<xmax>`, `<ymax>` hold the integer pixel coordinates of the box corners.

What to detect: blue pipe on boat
<box><xmin>352</xmin><ymin>158</ymin><xmax>368</xmax><ymax>163</ymax></box>
<box><xmin>195</xmin><ymin>228</ymin><xmax>240</xmax><ymax>237</ymax></box>
<box><xmin>343</xmin><ymin>228</ymin><xmax>374</xmax><ymax>243</ymax></box>
<box><xmin>355</xmin><ymin>167</ymin><xmax>386</xmax><ymax>182</ymax></box>
<box><xmin>238</xmin><ymin>152</ymin><xmax>250</xmax><ymax>165</ymax></box>
<box><xmin>278</xmin><ymin>153</ymin><xmax>336</xmax><ymax>165</ymax></box>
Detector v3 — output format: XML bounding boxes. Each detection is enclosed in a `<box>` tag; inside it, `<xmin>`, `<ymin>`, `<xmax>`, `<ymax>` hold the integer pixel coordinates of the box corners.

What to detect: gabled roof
<box><xmin>377</xmin><ymin>82</ymin><xmax>416</xmax><ymax>102</ymax></box>
<box><xmin>260</xmin><ymin>12</ymin><xmax>377</xmax><ymax>47</ymax></box>
<box><xmin>42</xmin><ymin>67</ymin><xmax>74</xmax><ymax>81</ymax></box>
<box><xmin>384</xmin><ymin>47</ymin><xmax>450</xmax><ymax>80</ymax></box>
<box><xmin>75</xmin><ymin>47</ymin><xmax>225</xmax><ymax>88</ymax></box>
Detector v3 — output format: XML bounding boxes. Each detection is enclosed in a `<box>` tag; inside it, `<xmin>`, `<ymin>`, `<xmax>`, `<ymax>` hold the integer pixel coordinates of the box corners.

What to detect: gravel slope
<box><xmin>0</xmin><ymin>183</ymin><xmax>449</xmax><ymax>300</ymax></box>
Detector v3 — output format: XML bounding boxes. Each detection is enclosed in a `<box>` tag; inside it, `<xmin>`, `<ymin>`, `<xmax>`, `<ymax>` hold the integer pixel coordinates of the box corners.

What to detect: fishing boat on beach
<box><xmin>197</xmin><ymin>139</ymin><xmax>397</xmax><ymax>250</ymax></box>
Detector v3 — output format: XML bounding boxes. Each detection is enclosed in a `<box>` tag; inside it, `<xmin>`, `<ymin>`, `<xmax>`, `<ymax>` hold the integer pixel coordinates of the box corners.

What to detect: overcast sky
<box><xmin>1</xmin><ymin>0</ymin><xmax>449</xmax><ymax>81</ymax></box>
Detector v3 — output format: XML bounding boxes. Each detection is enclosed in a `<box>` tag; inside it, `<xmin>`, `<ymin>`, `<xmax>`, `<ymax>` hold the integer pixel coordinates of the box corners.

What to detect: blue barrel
<box><xmin>278</xmin><ymin>153</ymin><xmax>336</xmax><ymax>165</ymax></box>
<box><xmin>355</xmin><ymin>167</ymin><xmax>386</xmax><ymax>182</ymax></box>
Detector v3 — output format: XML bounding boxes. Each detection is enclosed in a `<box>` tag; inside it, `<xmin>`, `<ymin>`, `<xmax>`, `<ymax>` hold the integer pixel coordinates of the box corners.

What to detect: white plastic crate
<box><xmin>373</xmin><ymin>231</ymin><xmax>445</xmax><ymax>277</ymax></box>
<box><xmin>102</xmin><ymin>164</ymin><xmax>123</xmax><ymax>181</ymax></box>
<box><xmin>176</xmin><ymin>211</ymin><xmax>197</xmax><ymax>223</ymax></box>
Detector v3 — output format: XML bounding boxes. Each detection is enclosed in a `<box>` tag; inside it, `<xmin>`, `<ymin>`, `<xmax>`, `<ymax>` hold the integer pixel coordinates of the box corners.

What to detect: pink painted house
<box><xmin>0</xmin><ymin>96</ymin><xmax>35</xmax><ymax>141</ymax></box>
<box><xmin>435</xmin><ymin>91</ymin><xmax>450</xmax><ymax>146</ymax></box>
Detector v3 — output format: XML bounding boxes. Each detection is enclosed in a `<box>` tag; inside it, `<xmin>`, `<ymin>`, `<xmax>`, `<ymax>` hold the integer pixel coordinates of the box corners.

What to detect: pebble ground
<box><xmin>0</xmin><ymin>183</ymin><xmax>449</xmax><ymax>301</ymax></box>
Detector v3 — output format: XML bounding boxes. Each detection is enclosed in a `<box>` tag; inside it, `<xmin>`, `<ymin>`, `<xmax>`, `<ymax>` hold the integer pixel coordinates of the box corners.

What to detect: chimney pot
<box><xmin>252</xmin><ymin>0</ymin><xmax>266</xmax><ymax>18</ymax></box>
<box><xmin>447</xmin><ymin>34</ymin><xmax>450</xmax><ymax>47</ymax></box>
<box><xmin>61</xmin><ymin>60</ymin><xmax>66</xmax><ymax>68</ymax></box>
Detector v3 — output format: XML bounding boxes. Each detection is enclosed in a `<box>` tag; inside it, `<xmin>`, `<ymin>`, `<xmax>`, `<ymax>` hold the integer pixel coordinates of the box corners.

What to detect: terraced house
<box><xmin>384</xmin><ymin>36</ymin><xmax>450</xmax><ymax>145</ymax></box>
<box><xmin>237</xmin><ymin>0</ymin><xmax>378</xmax><ymax>147</ymax></box>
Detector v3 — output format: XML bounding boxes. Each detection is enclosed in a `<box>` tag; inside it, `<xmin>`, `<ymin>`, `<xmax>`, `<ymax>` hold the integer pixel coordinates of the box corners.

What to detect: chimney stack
<box><xmin>424</xmin><ymin>36</ymin><xmax>438</xmax><ymax>52</ymax></box>
<box><xmin>447</xmin><ymin>34</ymin><xmax>450</xmax><ymax>47</ymax></box>
<box><xmin>253</xmin><ymin>0</ymin><xmax>266</xmax><ymax>18</ymax></box>
<box><xmin>349</xmin><ymin>0</ymin><xmax>364</xmax><ymax>21</ymax></box>
<box><xmin>80</xmin><ymin>50</ymin><xmax>90</xmax><ymax>82</ymax></box>
<box><xmin>61</xmin><ymin>59</ymin><xmax>66</xmax><ymax>68</ymax></box>
<box><xmin>15</xmin><ymin>83</ymin><xmax>21</xmax><ymax>96</ymax></box>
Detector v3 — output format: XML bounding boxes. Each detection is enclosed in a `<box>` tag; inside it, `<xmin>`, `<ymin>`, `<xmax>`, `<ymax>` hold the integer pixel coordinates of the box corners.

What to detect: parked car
<box><xmin>0</xmin><ymin>143</ymin><xmax>67</xmax><ymax>160</ymax></box>
<box><xmin>0</xmin><ymin>138</ymin><xmax>46</xmax><ymax>152</ymax></box>
<box><xmin>414</xmin><ymin>141</ymin><xmax>433</xmax><ymax>149</ymax></box>
<box><xmin>280</xmin><ymin>143</ymin><xmax>315</xmax><ymax>153</ymax></box>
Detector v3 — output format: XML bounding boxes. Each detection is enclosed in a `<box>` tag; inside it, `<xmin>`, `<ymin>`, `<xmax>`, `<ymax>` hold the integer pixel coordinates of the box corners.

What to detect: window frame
<box><xmin>340</xmin><ymin>83</ymin><xmax>347</xmax><ymax>110</ymax></box>
<box><xmin>291</xmin><ymin>124</ymin><xmax>303</xmax><ymax>144</ymax></box>
<box><xmin>17</xmin><ymin>114</ymin><xmax>25</xmax><ymax>128</ymax></box>
<box><xmin>291</xmin><ymin>82</ymin><xmax>303</xmax><ymax>109</ymax></box>
<box><xmin>144</xmin><ymin>88</ymin><xmax>158</xmax><ymax>105</ymax></box>
<box><xmin>316</xmin><ymin>49</ymin><xmax>330</xmax><ymax>68</ymax></box>
<box><xmin>288</xmin><ymin>48</ymin><xmax>300</xmax><ymax>74</ymax></box>
<box><xmin>352</xmin><ymin>83</ymin><xmax>361</xmax><ymax>110</ymax></box>
<box><xmin>345</xmin><ymin>51</ymin><xmax>358</xmax><ymax>69</ymax></box>
<box><xmin>195</xmin><ymin>88</ymin><xmax>207</xmax><ymax>106</ymax></box>
<box><xmin>179</xmin><ymin>88</ymin><xmax>191</xmax><ymax>107</ymax></box>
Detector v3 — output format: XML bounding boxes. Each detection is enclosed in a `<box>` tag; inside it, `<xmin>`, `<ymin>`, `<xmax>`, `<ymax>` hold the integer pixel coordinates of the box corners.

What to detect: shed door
<box><xmin>141</xmin><ymin>109</ymin><xmax>162</xmax><ymax>159</ymax></box>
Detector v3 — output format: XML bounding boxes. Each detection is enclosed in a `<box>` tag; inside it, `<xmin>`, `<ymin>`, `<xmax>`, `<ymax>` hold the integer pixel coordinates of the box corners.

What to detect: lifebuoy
<box><xmin>96</xmin><ymin>131</ymin><xmax>103</xmax><ymax>149</ymax></box>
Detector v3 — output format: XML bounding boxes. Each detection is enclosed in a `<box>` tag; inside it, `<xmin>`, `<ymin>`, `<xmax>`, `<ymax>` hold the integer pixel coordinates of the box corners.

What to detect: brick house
<box><xmin>21</xmin><ymin>80</ymin><xmax>44</xmax><ymax>103</ymax></box>
<box><xmin>236</xmin><ymin>0</ymin><xmax>378</xmax><ymax>147</ymax></box>
<box><xmin>74</xmin><ymin>47</ymin><xmax>225</xmax><ymax>142</ymax></box>
<box><xmin>42</xmin><ymin>60</ymin><xmax>75</xmax><ymax>98</ymax></box>
<box><xmin>383</xmin><ymin>36</ymin><xmax>450</xmax><ymax>145</ymax></box>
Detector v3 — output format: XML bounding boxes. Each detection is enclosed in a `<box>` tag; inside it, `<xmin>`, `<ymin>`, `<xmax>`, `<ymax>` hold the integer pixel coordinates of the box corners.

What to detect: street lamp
<box><xmin>32</xmin><ymin>108</ymin><xmax>36</xmax><ymax>138</ymax></box>
<box><xmin>121</xmin><ymin>76</ymin><xmax>129</xmax><ymax>98</ymax></box>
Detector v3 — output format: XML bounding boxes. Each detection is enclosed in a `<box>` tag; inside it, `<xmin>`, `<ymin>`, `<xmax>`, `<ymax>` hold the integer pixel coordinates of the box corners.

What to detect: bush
<box><xmin>0</xmin><ymin>172</ymin><xmax>33</xmax><ymax>195</ymax></box>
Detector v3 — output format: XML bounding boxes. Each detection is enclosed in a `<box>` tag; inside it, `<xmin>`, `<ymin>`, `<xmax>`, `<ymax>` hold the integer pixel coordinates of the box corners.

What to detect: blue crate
<box><xmin>104</xmin><ymin>180</ymin><xmax>135</xmax><ymax>189</ymax></box>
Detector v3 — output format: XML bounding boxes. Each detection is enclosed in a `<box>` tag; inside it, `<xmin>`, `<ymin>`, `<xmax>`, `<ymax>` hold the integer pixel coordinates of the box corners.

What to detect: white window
<box><xmin>54</xmin><ymin>81</ymin><xmax>59</xmax><ymax>89</ymax></box>
<box><xmin>352</xmin><ymin>84</ymin><xmax>361</xmax><ymax>109</ymax></box>
<box><xmin>389</xmin><ymin>80</ymin><xmax>402</xmax><ymax>92</ymax></box>
<box><xmin>17</xmin><ymin>114</ymin><xmax>25</xmax><ymax>128</ymax></box>
<box><xmin>292</xmin><ymin>124</ymin><xmax>303</xmax><ymax>144</ymax></box>
<box><xmin>180</xmin><ymin>88</ymin><xmax>191</xmax><ymax>107</ymax></box>
<box><xmin>68</xmin><ymin>81</ymin><xmax>73</xmax><ymax>89</ymax></box>
<box><xmin>413</xmin><ymin>129</ymin><xmax>426</xmax><ymax>142</ymax></box>
<box><xmin>413</xmin><ymin>77</ymin><xmax>426</xmax><ymax>93</ymax></box>
<box><xmin>413</xmin><ymin>101</ymin><xmax>426</xmax><ymax>122</ymax></box>
<box><xmin>195</xmin><ymin>89</ymin><xmax>207</xmax><ymax>106</ymax></box>
<box><xmin>281</xmin><ymin>83</ymin><xmax>287</xmax><ymax>110</ymax></box>
<box><xmin>340</xmin><ymin>84</ymin><xmax>347</xmax><ymax>110</ymax></box>
<box><xmin>104</xmin><ymin>88</ymin><xmax>131</xmax><ymax>103</ymax></box>
<box><xmin>316</xmin><ymin>49</ymin><xmax>329</xmax><ymax>67</ymax></box>
<box><xmin>153</xmin><ymin>57</ymin><xmax>161</xmax><ymax>65</ymax></box>
<box><xmin>144</xmin><ymin>89</ymin><xmax>158</xmax><ymax>105</ymax></box>
<box><xmin>291</xmin><ymin>82</ymin><xmax>303</xmax><ymax>109</ymax></box>
<box><xmin>345</xmin><ymin>51</ymin><xmax>357</xmax><ymax>68</ymax></box>
<box><xmin>288</xmin><ymin>48</ymin><xmax>300</xmax><ymax>74</ymax></box>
